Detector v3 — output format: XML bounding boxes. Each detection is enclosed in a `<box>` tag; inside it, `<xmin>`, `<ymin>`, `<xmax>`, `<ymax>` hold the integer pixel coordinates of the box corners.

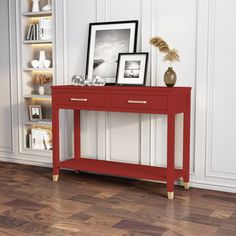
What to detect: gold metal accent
<box><xmin>184</xmin><ymin>182</ymin><xmax>190</xmax><ymax>189</ymax></box>
<box><xmin>70</xmin><ymin>98</ymin><xmax>88</xmax><ymax>102</ymax></box>
<box><xmin>167</xmin><ymin>192</ymin><xmax>174</xmax><ymax>200</ymax></box>
<box><xmin>127</xmin><ymin>100</ymin><xmax>147</xmax><ymax>104</ymax></box>
<box><xmin>53</xmin><ymin>175</ymin><xmax>59</xmax><ymax>182</ymax></box>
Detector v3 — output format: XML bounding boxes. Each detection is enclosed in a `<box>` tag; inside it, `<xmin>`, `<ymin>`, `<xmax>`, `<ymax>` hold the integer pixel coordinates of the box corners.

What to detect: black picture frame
<box><xmin>115</xmin><ymin>53</ymin><xmax>148</xmax><ymax>86</ymax></box>
<box><xmin>85</xmin><ymin>20</ymin><xmax>138</xmax><ymax>85</ymax></box>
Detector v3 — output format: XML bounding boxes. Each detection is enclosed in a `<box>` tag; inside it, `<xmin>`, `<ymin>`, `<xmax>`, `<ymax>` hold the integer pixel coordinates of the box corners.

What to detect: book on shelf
<box><xmin>39</xmin><ymin>17</ymin><xmax>52</xmax><ymax>40</ymax></box>
<box><xmin>26</xmin><ymin>23</ymin><xmax>39</xmax><ymax>40</ymax></box>
<box><xmin>26</xmin><ymin>24</ymin><xmax>33</xmax><ymax>40</ymax></box>
<box><xmin>27</xmin><ymin>128</ymin><xmax>52</xmax><ymax>150</ymax></box>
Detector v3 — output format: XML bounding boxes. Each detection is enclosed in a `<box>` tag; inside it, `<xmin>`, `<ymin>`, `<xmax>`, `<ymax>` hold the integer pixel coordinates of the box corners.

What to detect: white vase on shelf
<box><xmin>38</xmin><ymin>86</ymin><xmax>45</xmax><ymax>95</ymax></box>
<box><xmin>32</xmin><ymin>0</ymin><xmax>40</xmax><ymax>12</ymax></box>
<box><xmin>38</xmin><ymin>51</ymin><xmax>46</xmax><ymax>68</ymax></box>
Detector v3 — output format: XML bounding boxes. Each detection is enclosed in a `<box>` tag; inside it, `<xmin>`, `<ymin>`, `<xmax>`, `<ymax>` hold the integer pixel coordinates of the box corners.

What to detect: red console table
<box><xmin>51</xmin><ymin>86</ymin><xmax>191</xmax><ymax>199</ymax></box>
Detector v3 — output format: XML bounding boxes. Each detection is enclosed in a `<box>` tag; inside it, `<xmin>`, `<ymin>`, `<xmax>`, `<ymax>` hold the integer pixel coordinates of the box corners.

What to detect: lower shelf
<box><xmin>58</xmin><ymin>158</ymin><xmax>183</xmax><ymax>182</ymax></box>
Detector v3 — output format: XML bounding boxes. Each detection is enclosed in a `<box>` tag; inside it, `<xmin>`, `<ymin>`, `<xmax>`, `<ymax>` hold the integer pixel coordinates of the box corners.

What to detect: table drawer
<box><xmin>110</xmin><ymin>94</ymin><xmax>168</xmax><ymax>110</ymax></box>
<box><xmin>56</xmin><ymin>93</ymin><xmax>105</xmax><ymax>107</ymax></box>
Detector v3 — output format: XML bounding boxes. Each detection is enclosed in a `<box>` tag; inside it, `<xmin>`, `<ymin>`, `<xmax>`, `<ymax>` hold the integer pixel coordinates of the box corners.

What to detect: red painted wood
<box><xmin>74</xmin><ymin>110</ymin><xmax>80</xmax><ymax>161</ymax></box>
<box><xmin>52</xmin><ymin>105</ymin><xmax>60</xmax><ymax>175</ymax></box>
<box><xmin>56</xmin><ymin>92</ymin><xmax>106</xmax><ymax>107</ymax></box>
<box><xmin>109</xmin><ymin>94</ymin><xmax>168</xmax><ymax>111</ymax></box>
<box><xmin>59</xmin><ymin>158</ymin><xmax>184</xmax><ymax>182</ymax></box>
<box><xmin>183</xmin><ymin>93</ymin><xmax>191</xmax><ymax>183</ymax></box>
<box><xmin>51</xmin><ymin>85</ymin><xmax>191</xmax><ymax>196</ymax></box>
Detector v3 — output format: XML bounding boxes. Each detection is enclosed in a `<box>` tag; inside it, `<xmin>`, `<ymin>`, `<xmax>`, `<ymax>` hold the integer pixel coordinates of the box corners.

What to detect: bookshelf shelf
<box><xmin>22</xmin><ymin>11</ymin><xmax>52</xmax><ymax>17</ymax></box>
<box><xmin>24</xmin><ymin>94</ymin><xmax>51</xmax><ymax>99</ymax></box>
<box><xmin>24</xmin><ymin>121</ymin><xmax>52</xmax><ymax>126</ymax></box>
<box><xmin>23</xmin><ymin>68</ymin><xmax>53</xmax><ymax>72</ymax></box>
<box><xmin>23</xmin><ymin>40</ymin><xmax>52</xmax><ymax>44</ymax></box>
<box><xmin>18</xmin><ymin>0</ymin><xmax>55</xmax><ymax>156</ymax></box>
<box><xmin>24</xmin><ymin>147</ymin><xmax>52</xmax><ymax>153</ymax></box>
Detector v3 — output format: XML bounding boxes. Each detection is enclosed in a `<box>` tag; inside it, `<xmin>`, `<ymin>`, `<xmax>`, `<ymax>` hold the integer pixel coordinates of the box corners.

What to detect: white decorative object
<box><xmin>92</xmin><ymin>75</ymin><xmax>105</xmax><ymax>86</ymax></box>
<box><xmin>38</xmin><ymin>86</ymin><xmax>45</xmax><ymax>95</ymax></box>
<box><xmin>43</xmin><ymin>60</ymin><xmax>51</xmax><ymax>68</ymax></box>
<box><xmin>31</xmin><ymin>60</ymin><xmax>40</xmax><ymax>69</ymax></box>
<box><xmin>38</xmin><ymin>51</ymin><xmax>46</xmax><ymax>68</ymax></box>
<box><xmin>31</xmin><ymin>52</ymin><xmax>51</xmax><ymax>69</ymax></box>
<box><xmin>32</xmin><ymin>0</ymin><xmax>40</xmax><ymax>12</ymax></box>
<box><xmin>41</xmin><ymin>0</ymin><xmax>52</xmax><ymax>11</ymax></box>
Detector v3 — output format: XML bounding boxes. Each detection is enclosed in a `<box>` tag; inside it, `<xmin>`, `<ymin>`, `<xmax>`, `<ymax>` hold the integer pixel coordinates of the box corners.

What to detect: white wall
<box><xmin>0</xmin><ymin>0</ymin><xmax>235</xmax><ymax>193</ymax></box>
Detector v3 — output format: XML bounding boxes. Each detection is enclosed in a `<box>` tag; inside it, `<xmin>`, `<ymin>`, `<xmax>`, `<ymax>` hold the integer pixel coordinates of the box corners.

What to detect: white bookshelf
<box><xmin>17</xmin><ymin>0</ymin><xmax>54</xmax><ymax>156</ymax></box>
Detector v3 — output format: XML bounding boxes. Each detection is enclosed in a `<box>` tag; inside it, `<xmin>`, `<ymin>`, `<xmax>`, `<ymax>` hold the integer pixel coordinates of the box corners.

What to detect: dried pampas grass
<box><xmin>149</xmin><ymin>36</ymin><xmax>180</xmax><ymax>62</ymax></box>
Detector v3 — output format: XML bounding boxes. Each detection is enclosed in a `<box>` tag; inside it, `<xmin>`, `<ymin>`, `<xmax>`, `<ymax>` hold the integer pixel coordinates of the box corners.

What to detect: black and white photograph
<box><xmin>29</xmin><ymin>105</ymin><xmax>42</xmax><ymax>121</ymax></box>
<box><xmin>86</xmin><ymin>21</ymin><xmax>138</xmax><ymax>84</ymax></box>
<box><xmin>116</xmin><ymin>53</ymin><xmax>148</xmax><ymax>86</ymax></box>
<box><xmin>124</xmin><ymin>60</ymin><xmax>141</xmax><ymax>78</ymax></box>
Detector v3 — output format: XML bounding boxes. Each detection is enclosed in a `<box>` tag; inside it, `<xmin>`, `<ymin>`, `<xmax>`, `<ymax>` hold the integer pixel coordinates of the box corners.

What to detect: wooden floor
<box><xmin>0</xmin><ymin>162</ymin><xmax>235</xmax><ymax>236</ymax></box>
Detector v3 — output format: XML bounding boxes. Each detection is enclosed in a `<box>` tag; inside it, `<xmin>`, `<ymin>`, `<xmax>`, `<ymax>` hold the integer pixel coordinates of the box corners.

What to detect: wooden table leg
<box><xmin>52</xmin><ymin>106</ymin><xmax>60</xmax><ymax>182</ymax></box>
<box><xmin>167</xmin><ymin>114</ymin><xmax>175</xmax><ymax>199</ymax></box>
<box><xmin>183</xmin><ymin>95</ymin><xmax>191</xmax><ymax>189</ymax></box>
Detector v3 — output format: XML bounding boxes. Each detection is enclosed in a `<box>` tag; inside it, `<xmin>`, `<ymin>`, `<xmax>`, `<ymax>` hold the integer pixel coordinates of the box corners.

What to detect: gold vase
<box><xmin>164</xmin><ymin>67</ymin><xmax>176</xmax><ymax>87</ymax></box>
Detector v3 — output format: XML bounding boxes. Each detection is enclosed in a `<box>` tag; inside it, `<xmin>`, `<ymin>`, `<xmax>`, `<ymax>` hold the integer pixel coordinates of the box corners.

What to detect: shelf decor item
<box><xmin>29</xmin><ymin>105</ymin><xmax>42</xmax><ymax>121</ymax></box>
<box><xmin>86</xmin><ymin>20</ymin><xmax>138</xmax><ymax>84</ymax></box>
<box><xmin>39</xmin><ymin>16</ymin><xmax>52</xmax><ymax>40</ymax></box>
<box><xmin>35</xmin><ymin>74</ymin><xmax>52</xmax><ymax>95</ymax></box>
<box><xmin>32</xmin><ymin>0</ymin><xmax>40</xmax><ymax>12</ymax></box>
<box><xmin>41</xmin><ymin>0</ymin><xmax>52</xmax><ymax>11</ymax></box>
<box><xmin>31</xmin><ymin>51</ymin><xmax>51</xmax><ymax>69</ymax></box>
<box><xmin>71</xmin><ymin>75</ymin><xmax>84</xmax><ymax>86</ymax></box>
<box><xmin>150</xmin><ymin>36</ymin><xmax>180</xmax><ymax>87</ymax></box>
<box><xmin>92</xmin><ymin>75</ymin><xmax>105</xmax><ymax>86</ymax></box>
<box><xmin>31</xmin><ymin>60</ymin><xmax>40</xmax><ymax>69</ymax></box>
<box><xmin>116</xmin><ymin>53</ymin><xmax>148</xmax><ymax>86</ymax></box>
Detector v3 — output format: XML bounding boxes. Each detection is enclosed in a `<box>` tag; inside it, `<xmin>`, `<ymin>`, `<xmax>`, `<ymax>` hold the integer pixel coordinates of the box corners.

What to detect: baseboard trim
<box><xmin>190</xmin><ymin>180</ymin><xmax>236</xmax><ymax>193</ymax></box>
<box><xmin>0</xmin><ymin>156</ymin><xmax>51</xmax><ymax>168</ymax></box>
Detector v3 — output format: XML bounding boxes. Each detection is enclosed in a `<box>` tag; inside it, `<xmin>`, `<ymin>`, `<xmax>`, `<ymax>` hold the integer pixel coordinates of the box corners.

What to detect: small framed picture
<box><xmin>29</xmin><ymin>105</ymin><xmax>42</xmax><ymax>121</ymax></box>
<box><xmin>116</xmin><ymin>53</ymin><xmax>148</xmax><ymax>86</ymax></box>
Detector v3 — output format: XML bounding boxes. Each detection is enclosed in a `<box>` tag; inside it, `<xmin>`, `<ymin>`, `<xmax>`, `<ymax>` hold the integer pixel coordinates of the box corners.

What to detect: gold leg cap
<box><xmin>184</xmin><ymin>182</ymin><xmax>190</xmax><ymax>189</ymax></box>
<box><xmin>167</xmin><ymin>192</ymin><xmax>174</xmax><ymax>200</ymax></box>
<box><xmin>53</xmin><ymin>175</ymin><xmax>59</xmax><ymax>182</ymax></box>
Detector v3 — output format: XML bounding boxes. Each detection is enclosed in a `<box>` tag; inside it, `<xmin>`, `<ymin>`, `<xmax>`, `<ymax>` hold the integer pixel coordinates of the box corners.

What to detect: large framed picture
<box><xmin>116</xmin><ymin>53</ymin><xmax>148</xmax><ymax>86</ymax></box>
<box><xmin>29</xmin><ymin>105</ymin><xmax>42</xmax><ymax>121</ymax></box>
<box><xmin>86</xmin><ymin>20</ymin><xmax>138</xmax><ymax>84</ymax></box>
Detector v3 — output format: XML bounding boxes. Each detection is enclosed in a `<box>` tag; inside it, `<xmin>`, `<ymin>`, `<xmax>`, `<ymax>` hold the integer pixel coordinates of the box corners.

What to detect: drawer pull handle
<box><xmin>70</xmin><ymin>98</ymin><xmax>88</xmax><ymax>102</ymax></box>
<box><xmin>128</xmin><ymin>100</ymin><xmax>147</xmax><ymax>104</ymax></box>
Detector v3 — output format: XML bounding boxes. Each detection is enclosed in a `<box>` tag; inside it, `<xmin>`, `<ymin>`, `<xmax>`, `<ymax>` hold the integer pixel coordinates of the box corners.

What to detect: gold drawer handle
<box><xmin>128</xmin><ymin>100</ymin><xmax>147</xmax><ymax>104</ymax></box>
<box><xmin>70</xmin><ymin>98</ymin><xmax>88</xmax><ymax>102</ymax></box>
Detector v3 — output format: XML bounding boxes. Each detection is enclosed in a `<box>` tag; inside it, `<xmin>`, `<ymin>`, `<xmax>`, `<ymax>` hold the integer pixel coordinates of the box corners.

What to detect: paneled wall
<box><xmin>0</xmin><ymin>0</ymin><xmax>13</xmax><ymax>153</ymax></box>
<box><xmin>0</xmin><ymin>0</ymin><xmax>235</xmax><ymax>192</ymax></box>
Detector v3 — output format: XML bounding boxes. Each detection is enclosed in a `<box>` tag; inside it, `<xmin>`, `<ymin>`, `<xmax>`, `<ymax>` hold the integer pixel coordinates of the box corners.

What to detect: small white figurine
<box><xmin>32</xmin><ymin>0</ymin><xmax>40</xmax><ymax>12</ymax></box>
<box><xmin>41</xmin><ymin>0</ymin><xmax>52</xmax><ymax>11</ymax></box>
